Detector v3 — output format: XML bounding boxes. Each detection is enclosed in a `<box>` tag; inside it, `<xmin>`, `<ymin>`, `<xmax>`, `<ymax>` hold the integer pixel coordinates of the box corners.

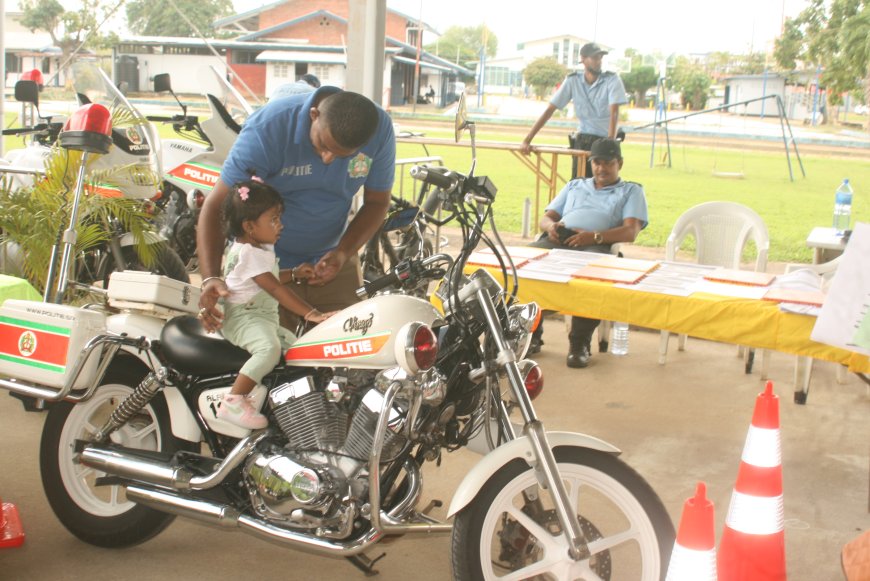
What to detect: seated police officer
<box><xmin>528</xmin><ymin>138</ymin><xmax>648</xmax><ymax>368</ymax></box>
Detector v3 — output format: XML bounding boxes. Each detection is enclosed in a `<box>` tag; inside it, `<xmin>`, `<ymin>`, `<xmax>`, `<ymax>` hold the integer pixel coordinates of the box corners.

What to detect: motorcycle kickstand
<box><xmin>345</xmin><ymin>552</ymin><xmax>387</xmax><ymax>577</ymax></box>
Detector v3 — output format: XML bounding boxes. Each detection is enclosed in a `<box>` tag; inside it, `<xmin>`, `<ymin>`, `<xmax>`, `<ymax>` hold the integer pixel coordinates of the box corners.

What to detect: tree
<box><xmin>126</xmin><ymin>0</ymin><xmax>234</xmax><ymax>37</ymax></box>
<box><xmin>669</xmin><ymin>57</ymin><xmax>712</xmax><ymax>110</ymax></box>
<box><xmin>522</xmin><ymin>58</ymin><xmax>567</xmax><ymax>99</ymax></box>
<box><xmin>622</xmin><ymin>66</ymin><xmax>657</xmax><ymax>106</ymax></box>
<box><xmin>426</xmin><ymin>25</ymin><xmax>497</xmax><ymax>69</ymax></box>
<box><xmin>774</xmin><ymin>0</ymin><xmax>870</xmax><ymax>128</ymax></box>
<box><xmin>20</xmin><ymin>0</ymin><xmax>118</xmax><ymax>70</ymax></box>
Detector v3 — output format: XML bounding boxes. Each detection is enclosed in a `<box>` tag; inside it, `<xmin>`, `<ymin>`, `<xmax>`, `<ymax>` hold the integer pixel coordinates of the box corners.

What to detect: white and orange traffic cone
<box><xmin>0</xmin><ymin>495</ymin><xmax>26</xmax><ymax>549</ymax></box>
<box><xmin>718</xmin><ymin>381</ymin><xmax>786</xmax><ymax>581</ymax></box>
<box><xmin>665</xmin><ymin>481</ymin><xmax>717</xmax><ymax>581</ymax></box>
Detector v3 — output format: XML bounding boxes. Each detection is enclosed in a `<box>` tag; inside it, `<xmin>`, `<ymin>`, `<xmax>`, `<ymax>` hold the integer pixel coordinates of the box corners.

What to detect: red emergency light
<box><xmin>19</xmin><ymin>69</ymin><xmax>44</xmax><ymax>88</ymax></box>
<box><xmin>59</xmin><ymin>103</ymin><xmax>113</xmax><ymax>154</ymax></box>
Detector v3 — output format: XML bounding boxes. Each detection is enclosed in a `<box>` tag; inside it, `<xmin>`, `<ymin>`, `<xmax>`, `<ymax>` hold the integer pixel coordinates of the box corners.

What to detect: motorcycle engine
<box><xmin>243</xmin><ymin>372</ymin><xmax>409</xmax><ymax>528</ymax></box>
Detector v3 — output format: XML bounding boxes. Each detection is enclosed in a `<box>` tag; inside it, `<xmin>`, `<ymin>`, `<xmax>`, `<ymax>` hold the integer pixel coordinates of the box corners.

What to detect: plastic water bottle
<box><xmin>610</xmin><ymin>322</ymin><xmax>629</xmax><ymax>356</ymax></box>
<box><xmin>833</xmin><ymin>178</ymin><xmax>853</xmax><ymax>235</ymax></box>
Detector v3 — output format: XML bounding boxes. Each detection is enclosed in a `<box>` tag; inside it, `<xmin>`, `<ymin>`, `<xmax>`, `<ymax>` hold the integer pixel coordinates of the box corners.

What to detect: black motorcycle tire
<box><xmin>96</xmin><ymin>243</ymin><xmax>190</xmax><ymax>285</ymax></box>
<box><xmin>451</xmin><ymin>446</ymin><xmax>675</xmax><ymax>581</ymax></box>
<box><xmin>40</xmin><ymin>363</ymin><xmax>197</xmax><ymax>548</ymax></box>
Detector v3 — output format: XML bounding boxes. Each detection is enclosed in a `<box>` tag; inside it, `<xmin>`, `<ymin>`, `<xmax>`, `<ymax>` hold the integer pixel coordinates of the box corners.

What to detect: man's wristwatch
<box><xmin>593</xmin><ymin>231</ymin><xmax>604</xmax><ymax>244</ymax></box>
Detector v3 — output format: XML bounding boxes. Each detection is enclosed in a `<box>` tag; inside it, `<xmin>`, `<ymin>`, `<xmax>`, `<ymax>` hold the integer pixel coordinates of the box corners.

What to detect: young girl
<box><xmin>216</xmin><ymin>178</ymin><xmax>333</xmax><ymax>429</ymax></box>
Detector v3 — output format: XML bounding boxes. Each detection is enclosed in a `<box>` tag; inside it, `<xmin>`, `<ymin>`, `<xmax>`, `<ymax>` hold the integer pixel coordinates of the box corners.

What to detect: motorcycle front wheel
<box><xmin>451</xmin><ymin>446</ymin><xmax>675</xmax><ymax>581</ymax></box>
<box><xmin>40</xmin><ymin>364</ymin><xmax>196</xmax><ymax>547</ymax></box>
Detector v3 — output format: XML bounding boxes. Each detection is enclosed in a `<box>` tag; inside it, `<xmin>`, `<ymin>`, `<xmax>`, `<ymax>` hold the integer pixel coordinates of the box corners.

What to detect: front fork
<box><xmin>474</xmin><ymin>284</ymin><xmax>590</xmax><ymax>561</ymax></box>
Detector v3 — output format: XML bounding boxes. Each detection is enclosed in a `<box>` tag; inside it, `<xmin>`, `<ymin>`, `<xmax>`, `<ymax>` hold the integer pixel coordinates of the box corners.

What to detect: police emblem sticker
<box><xmin>18</xmin><ymin>331</ymin><xmax>37</xmax><ymax>357</ymax></box>
<box><xmin>347</xmin><ymin>153</ymin><xmax>372</xmax><ymax>178</ymax></box>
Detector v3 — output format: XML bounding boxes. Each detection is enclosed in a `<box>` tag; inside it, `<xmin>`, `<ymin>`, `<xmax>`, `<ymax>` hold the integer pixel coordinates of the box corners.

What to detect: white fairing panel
<box><xmin>285</xmin><ymin>295</ymin><xmax>441</xmax><ymax>369</ymax></box>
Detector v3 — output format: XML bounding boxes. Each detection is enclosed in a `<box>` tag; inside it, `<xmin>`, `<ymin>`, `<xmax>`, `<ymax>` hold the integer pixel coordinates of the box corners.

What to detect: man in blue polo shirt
<box><xmin>528</xmin><ymin>138</ymin><xmax>648</xmax><ymax>368</ymax></box>
<box><xmin>521</xmin><ymin>42</ymin><xmax>627</xmax><ymax>178</ymax></box>
<box><xmin>197</xmin><ymin>87</ymin><xmax>394</xmax><ymax>332</ymax></box>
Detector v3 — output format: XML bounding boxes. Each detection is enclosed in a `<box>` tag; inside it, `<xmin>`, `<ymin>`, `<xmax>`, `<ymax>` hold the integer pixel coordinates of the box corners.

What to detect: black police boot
<box><xmin>566</xmin><ymin>343</ymin><xmax>591</xmax><ymax>368</ymax></box>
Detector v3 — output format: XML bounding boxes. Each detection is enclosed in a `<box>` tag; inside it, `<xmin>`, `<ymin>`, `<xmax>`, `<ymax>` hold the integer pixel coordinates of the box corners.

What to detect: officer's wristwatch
<box><xmin>593</xmin><ymin>231</ymin><xmax>604</xmax><ymax>244</ymax></box>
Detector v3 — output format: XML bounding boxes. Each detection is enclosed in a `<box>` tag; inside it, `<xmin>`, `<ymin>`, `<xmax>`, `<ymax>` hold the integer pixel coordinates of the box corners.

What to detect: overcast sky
<box><xmin>380</xmin><ymin>0</ymin><xmax>811</xmax><ymax>56</ymax></box>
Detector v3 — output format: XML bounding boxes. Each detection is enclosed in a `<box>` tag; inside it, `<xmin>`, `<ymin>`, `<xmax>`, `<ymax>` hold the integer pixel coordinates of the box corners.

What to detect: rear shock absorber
<box><xmin>92</xmin><ymin>368</ymin><xmax>167</xmax><ymax>442</ymax></box>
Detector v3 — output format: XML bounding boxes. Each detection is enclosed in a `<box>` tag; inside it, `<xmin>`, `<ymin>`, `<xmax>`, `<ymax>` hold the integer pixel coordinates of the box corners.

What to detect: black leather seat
<box><xmin>159</xmin><ymin>316</ymin><xmax>250</xmax><ymax>376</ymax></box>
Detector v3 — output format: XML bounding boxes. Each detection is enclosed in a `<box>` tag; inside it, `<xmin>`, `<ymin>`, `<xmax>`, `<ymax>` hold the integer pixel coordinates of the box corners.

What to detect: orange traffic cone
<box><xmin>0</xmin><ymin>495</ymin><xmax>26</xmax><ymax>549</ymax></box>
<box><xmin>718</xmin><ymin>381</ymin><xmax>786</xmax><ymax>580</ymax></box>
<box><xmin>665</xmin><ymin>481</ymin><xmax>717</xmax><ymax>581</ymax></box>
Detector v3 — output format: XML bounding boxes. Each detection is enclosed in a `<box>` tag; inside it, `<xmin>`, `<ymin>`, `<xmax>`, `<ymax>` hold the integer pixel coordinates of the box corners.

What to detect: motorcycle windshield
<box><xmin>206</xmin><ymin>65</ymin><xmax>255</xmax><ymax>126</ymax></box>
<box><xmin>71</xmin><ymin>62</ymin><xmax>162</xmax><ymax>198</ymax></box>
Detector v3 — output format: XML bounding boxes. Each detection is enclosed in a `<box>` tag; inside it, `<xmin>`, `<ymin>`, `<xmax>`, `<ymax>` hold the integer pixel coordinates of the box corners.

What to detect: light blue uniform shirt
<box><xmin>221</xmin><ymin>87</ymin><xmax>396</xmax><ymax>268</ymax></box>
<box><xmin>270</xmin><ymin>80</ymin><xmax>316</xmax><ymax>101</ymax></box>
<box><xmin>546</xmin><ymin>178</ymin><xmax>648</xmax><ymax>234</ymax></box>
<box><xmin>550</xmin><ymin>71</ymin><xmax>627</xmax><ymax>137</ymax></box>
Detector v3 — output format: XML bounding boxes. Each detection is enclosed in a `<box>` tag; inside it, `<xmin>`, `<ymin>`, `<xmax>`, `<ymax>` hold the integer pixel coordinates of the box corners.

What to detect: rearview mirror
<box><xmin>14</xmin><ymin>80</ymin><xmax>39</xmax><ymax>107</ymax></box>
<box><xmin>153</xmin><ymin>73</ymin><xmax>172</xmax><ymax>93</ymax></box>
<box><xmin>454</xmin><ymin>92</ymin><xmax>468</xmax><ymax>143</ymax></box>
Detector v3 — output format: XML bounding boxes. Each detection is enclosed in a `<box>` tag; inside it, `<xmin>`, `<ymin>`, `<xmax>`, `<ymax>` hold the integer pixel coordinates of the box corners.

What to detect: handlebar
<box><xmin>355</xmin><ymin>253</ymin><xmax>454</xmax><ymax>299</ymax></box>
<box><xmin>410</xmin><ymin>165</ymin><xmax>458</xmax><ymax>191</ymax></box>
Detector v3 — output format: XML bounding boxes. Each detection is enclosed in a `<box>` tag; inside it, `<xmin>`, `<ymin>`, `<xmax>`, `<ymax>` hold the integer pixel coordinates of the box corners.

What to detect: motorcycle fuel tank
<box><xmin>285</xmin><ymin>294</ymin><xmax>441</xmax><ymax>369</ymax></box>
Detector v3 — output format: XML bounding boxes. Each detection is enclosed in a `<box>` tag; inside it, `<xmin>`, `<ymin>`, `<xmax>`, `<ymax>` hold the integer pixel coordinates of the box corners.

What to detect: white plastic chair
<box><xmin>658</xmin><ymin>201</ymin><xmax>770</xmax><ymax>365</ymax></box>
<box><xmin>781</xmin><ymin>256</ymin><xmax>845</xmax><ymax>403</ymax></box>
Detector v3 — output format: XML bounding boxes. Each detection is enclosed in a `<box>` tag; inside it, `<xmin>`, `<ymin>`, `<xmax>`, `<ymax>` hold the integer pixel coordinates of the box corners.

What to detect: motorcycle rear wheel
<box><xmin>451</xmin><ymin>446</ymin><xmax>675</xmax><ymax>581</ymax></box>
<box><xmin>40</xmin><ymin>364</ymin><xmax>197</xmax><ymax>547</ymax></box>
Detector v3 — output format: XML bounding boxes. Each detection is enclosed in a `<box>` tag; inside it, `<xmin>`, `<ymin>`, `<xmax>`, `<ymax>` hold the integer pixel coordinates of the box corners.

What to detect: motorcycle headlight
<box><xmin>506</xmin><ymin>302</ymin><xmax>540</xmax><ymax>359</ymax></box>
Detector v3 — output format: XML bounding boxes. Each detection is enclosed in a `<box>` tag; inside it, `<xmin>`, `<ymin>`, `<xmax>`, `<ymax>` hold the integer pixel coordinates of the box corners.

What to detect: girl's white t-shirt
<box><xmin>224</xmin><ymin>242</ymin><xmax>277</xmax><ymax>304</ymax></box>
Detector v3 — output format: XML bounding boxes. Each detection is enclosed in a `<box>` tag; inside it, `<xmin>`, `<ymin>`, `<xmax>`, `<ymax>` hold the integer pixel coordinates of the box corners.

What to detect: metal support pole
<box><xmin>54</xmin><ymin>152</ymin><xmax>90</xmax><ymax>303</ymax></box>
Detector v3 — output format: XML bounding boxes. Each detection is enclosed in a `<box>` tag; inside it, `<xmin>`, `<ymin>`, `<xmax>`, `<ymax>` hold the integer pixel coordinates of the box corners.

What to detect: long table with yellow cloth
<box><xmin>466</xmin><ymin>248</ymin><xmax>869</xmax><ymax>388</ymax></box>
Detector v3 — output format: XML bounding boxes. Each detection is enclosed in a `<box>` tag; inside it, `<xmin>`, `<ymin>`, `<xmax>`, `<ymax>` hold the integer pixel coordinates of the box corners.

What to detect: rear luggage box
<box><xmin>107</xmin><ymin>271</ymin><xmax>200</xmax><ymax>316</ymax></box>
<box><xmin>0</xmin><ymin>300</ymin><xmax>106</xmax><ymax>389</ymax></box>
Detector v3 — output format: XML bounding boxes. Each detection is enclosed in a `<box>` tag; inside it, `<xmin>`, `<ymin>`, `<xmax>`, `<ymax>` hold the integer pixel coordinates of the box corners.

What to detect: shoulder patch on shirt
<box><xmin>602</xmin><ymin>71</ymin><xmax>616</xmax><ymax>77</ymax></box>
<box><xmin>624</xmin><ymin>180</ymin><xmax>644</xmax><ymax>188</ymax></box>
<box><xmin>566</xmin><ymin>72</ymin><xmax>579</xmax><ymax>78</ymax></box>
<box><xmin>348</xmin><ymin>153</ymin><xmax>372</xmax><ymax>178</ymax></box>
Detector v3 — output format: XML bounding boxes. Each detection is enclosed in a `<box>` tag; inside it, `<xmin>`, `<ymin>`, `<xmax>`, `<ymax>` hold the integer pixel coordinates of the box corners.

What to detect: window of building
<box><xmin>484</xmin><ymin>67</ymin><xmax>522</xmax><ymax>88</ymax></box>
<box><xmin>562</xmin><ymin>39</ymin><xmax>569</xmax><ymax>65</ymax></box>
<box><xmin>573</xmin><ymin>43</ymin><xmax>580</xmax><ymax>65</ymax></box>
<box><xmin>274</xmin><ymin>63</ymin><xmax>290</xmax><ymax>78</ymax></box>
<box><xmin>552</xmin><ymin>42</ymin><xmax>559</xmax><ymax>59</ymax></box>
<box><xmin>5</xmin><ymin>53</ymin><xmax>21</xmax><ymax>73</ymax></box>
<box><xmin>41</xmin><ymin>58</ymin><xmax>50</xmax><ymax>74</ymax></box>
<box><xmin>232</xmin><ymin>50</ymin><xmax>261</xmax><ymax>64</ymax></box>
<box><xmin>310</xmin><ymin>64</ymin><xmax>330</xmax><ymax>81</ymax></box>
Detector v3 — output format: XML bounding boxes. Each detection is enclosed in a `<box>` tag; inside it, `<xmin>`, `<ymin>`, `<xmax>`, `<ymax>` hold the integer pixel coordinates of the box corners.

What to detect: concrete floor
<box><xmin>1</xmin><ymin>325</ymin><xmax>868</xmax><ymax>580</ymax></box>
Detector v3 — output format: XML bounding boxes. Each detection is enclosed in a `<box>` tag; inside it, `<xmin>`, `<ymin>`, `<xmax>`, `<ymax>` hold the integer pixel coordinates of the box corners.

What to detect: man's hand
<box><xmin>198</xmin><ymin>278</ymin><xmax>229</xmax><ymax>332</ymax></box>
<box><xmin>308</xmin><ymin>249</ymin><xmax>348</xmax><ymax>286</ymax></box>
<box><xmin>547</xmin><ymin>221</ymin><xmax>565</xmax><ymax>243</ymax></box>
<box><xmin>520</xmin><ymin>137</ymin><xmax>533</xmax><ymax>156</ymax></box>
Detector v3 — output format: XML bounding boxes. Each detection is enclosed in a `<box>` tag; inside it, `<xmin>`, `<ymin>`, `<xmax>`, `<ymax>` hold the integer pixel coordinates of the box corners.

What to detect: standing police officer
<box><xmin>521</xmin><ymin>42</ymin><xmax>627</xmax><ymax>178</ymax></box>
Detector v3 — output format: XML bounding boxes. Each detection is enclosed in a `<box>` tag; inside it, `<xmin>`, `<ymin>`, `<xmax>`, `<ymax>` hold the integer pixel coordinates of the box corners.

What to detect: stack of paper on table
<box><xmin>571</xmin><ymin>265</ymin><xmax>648</xmax><ymax>284</ymax></box>
<box><xmin>466</xmin><ymin>252</ymin><xmax>529</xmax><ymax>269</ymax></box>
<box><xmin>704</xmin><ymin>268</ymin><xmax>776</xmax><ymax>286</ymax></box>
<box><xmin>763</xmin><ymin>288</ymin><xmax>826</xmax><ymax>307</ymax></box>
<box><xmin>476</xmin><ymin>246</ymin><xmax>550</xmax><ymax>260</ymax></box>
<box><xmin>588</xmin><ymin>256</ymin><xmax>661</xmax><ymax>273</ymax></box>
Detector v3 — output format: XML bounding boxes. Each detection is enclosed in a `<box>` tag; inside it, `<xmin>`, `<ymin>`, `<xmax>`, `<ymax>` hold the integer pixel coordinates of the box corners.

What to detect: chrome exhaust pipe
<box><xmin>125</xmin><ymin>485</ymin><xmax>382</xmax><ymax>556</ymax></box>
<box><xmin>79</xmin><ymin>431</ymin><xmax>267</xmax><ymax>491</ymax></box>
<box><xmin>123</xmin><ymin>458</ymin><xmax>430</xmax><ymax>555</ymax></box>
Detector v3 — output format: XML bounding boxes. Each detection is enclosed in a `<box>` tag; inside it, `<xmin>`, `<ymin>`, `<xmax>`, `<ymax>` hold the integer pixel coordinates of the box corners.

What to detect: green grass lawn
<box><xmin>395</xmin><ymin>126</ymin><xmax>869</xmax><ymax>263</ymax></box>
<box><xmin>6</xmin><ymin>111</ymin><xmax>867</xmax><ymax>264</ymax></box>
